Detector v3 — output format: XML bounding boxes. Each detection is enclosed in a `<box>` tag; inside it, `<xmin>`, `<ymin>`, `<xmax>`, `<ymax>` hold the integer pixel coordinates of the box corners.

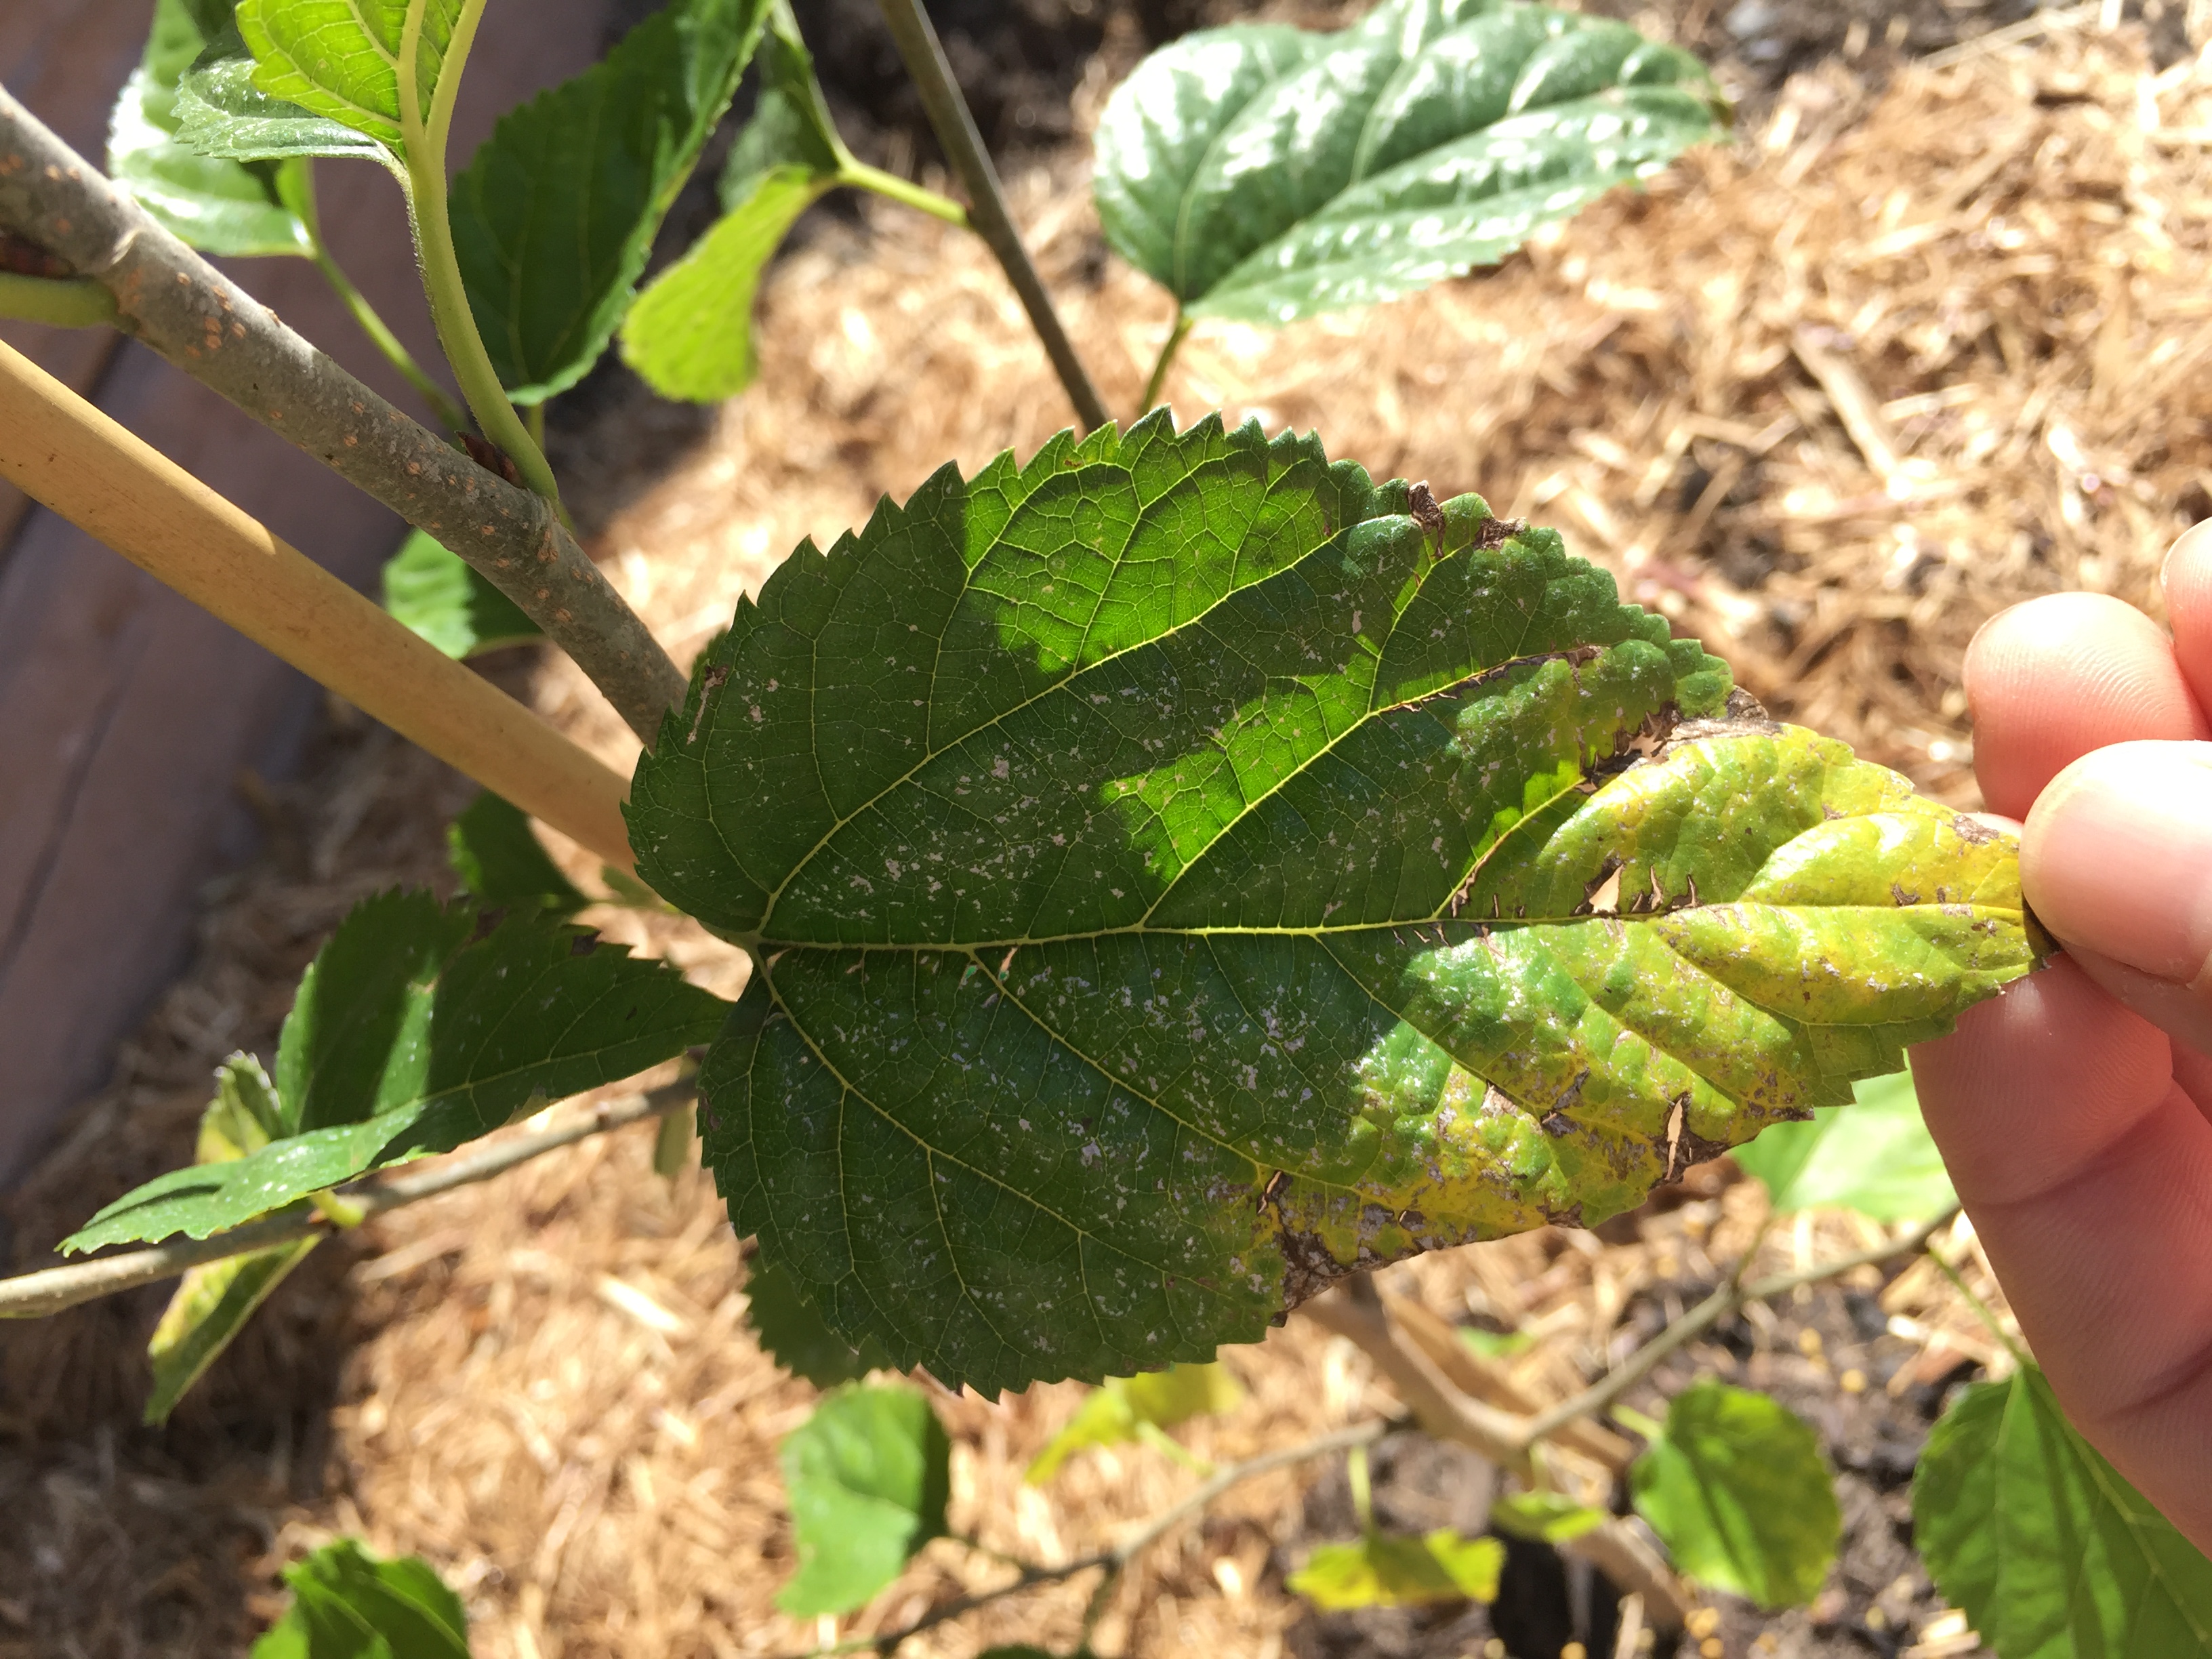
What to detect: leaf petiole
<box><xmin>1139</xmin><ymin>309</ymin><xmax>1191</xmax><ymax>417</ymax></box>
<box><xmin>276</xmin><ymin>161</ymin><xmax>468</xmax><ymax>435</ymax></box>
<box><xmin>0</xmin><ymin>271</ymin><xmax>117</xmax><ymax>328</ymax></box>
<box><xmin>396</xmin><ymin>0</ymin><xmax>565</xmax><ymax>507</ymax></box>
<box><xmin>308</xmin><ymin>1190</ymin><xmax>367</xmax><ymax>1228</ymax></box>
<box><xmin>835</xmin><ymin>158</ymin><xmax>967</xmax><ymax>228</ymax></box>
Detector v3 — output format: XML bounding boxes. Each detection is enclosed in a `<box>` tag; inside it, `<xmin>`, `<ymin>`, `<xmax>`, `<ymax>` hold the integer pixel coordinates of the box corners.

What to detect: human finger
<box><xmin>2158</xmin><ymin>518</ymin><xmax>2212</xmax><ymax>716</ymax></box>
<box><xmin>1963</xmin><ymin>594</ymin><xmax>2207</xmax><ymax>819</ymax></box>
<box><xmin>1912</xmin><ymin>960</ymin><xmax>2212</xmax><ymax>1551</ymax></box>
<box><xmin>2020</xmin><ymin>739</ymin><xmax>2212</xmax><ymax>1054</ymax></box>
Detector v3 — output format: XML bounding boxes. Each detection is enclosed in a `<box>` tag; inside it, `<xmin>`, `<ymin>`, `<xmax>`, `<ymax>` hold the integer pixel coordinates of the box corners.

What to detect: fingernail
<box><xmin>2162</xmin><ymin>519</ymin><xmax>2212</xmax><ymax>598</ymax></box>
<box><xmin>2026</xmin><ymin>740</ymin><xmax>2212</xmax><ymax>983</ymax></box>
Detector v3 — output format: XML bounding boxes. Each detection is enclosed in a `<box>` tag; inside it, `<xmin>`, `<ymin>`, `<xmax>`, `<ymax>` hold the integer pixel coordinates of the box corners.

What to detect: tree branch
<box><xmin>872</xmin><ymin>0</ymin><xmax>1109</xmax><ymax>432</ymax></box>
<box><xmin>0</xmin><ymin>1086</ymin><xmax>693</xmax><ymax>1319</ymax></box>
<box><xmin>0</xmin><ymin>88</ymin><xmax>686</xmax><ymax>742</ymax></box>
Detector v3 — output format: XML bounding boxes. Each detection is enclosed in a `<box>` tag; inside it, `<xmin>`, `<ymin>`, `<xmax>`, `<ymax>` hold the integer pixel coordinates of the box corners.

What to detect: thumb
<box><xmin>2023</xmin><ymin>738</ymin><xmax>2212</xmax><ymax>1055</ymax></box>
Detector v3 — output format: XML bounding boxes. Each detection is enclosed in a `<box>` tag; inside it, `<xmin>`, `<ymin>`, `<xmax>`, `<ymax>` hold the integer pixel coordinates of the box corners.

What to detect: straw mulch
<box><xmin>6</xmin><ymin>16</ymin><xmax>2209</xmax><ymax>1657</ymax></box>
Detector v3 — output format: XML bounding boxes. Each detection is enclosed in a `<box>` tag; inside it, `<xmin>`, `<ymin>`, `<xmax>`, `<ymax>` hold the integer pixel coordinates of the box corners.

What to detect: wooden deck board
<box><xmin>0</xmin><ymin>0</ymin><xmax>615</xmax><ymax>1184</ymax></box>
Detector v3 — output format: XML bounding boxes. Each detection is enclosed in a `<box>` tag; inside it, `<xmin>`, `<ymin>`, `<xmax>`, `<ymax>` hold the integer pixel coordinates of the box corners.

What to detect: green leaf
<box><xmin>1630</xmin><ymin>1378</ymin><xmax>1840</xmax><ymax>1608</ymax></box>
<box><xmin>448</xmin><ymin>0</ymin><xmax>773</xmax><ymax>403</ymax></box>
<box><xmin>231</xmin><ymin>0</ymin><xmax>464</xmax><ymax>153</ymax></box>
<box><xmin>1093</xmin><ymin>0</ymin><xmax>1724</xmax><ymax>324</ymax></box>
<box><xmin>1457</xmin><ymin>1326</ymin><xmax>1533</xmax><ymax>1359</ymax></box>
<box><xmin>632</xmin><ymin>414</ymin><xmax>2038</xmax><ymax>1394</ymax></box>
<box><xmin>777</xmin><ymin>1385</ymin><xmax>950</xmax><ymax>1617</ymax></box>
<box><xmin>619</xmin><ymin>167</ymin><xmax>828</xmax><ymax>402</ymax></box>
<box><xmin>381</xmin><ymin>530</ymin><xmax>544</xmax><ymax>660</ymax></box>
<box><xmin>144</xmin><ymin>1054</ymin><xmax>319</xmax><ymax>1425</ymax></box>
<box><xmin>109</xmin><ymin>0</ymin><xmax>312</xmax><ymax>257</ymax></box>
<box><xmin>746</xmin><ymin>1258</ymin><xmax>894</xmax><ymax>1387</ymax></box>
<box><xmin>1289</xmin><ymin>1529</ymin><xmax>1504</xmax><ymax>1610</ymax></box>
<box><xmin>251</xmin><ymin>1538</ymin><xmax>469</xmax><ymax>1659</ymax></box>
<box><xmin>1733</xmin><ymin>1069</ymin><xmax>1957</xmax><ymax>1222</ymax></box>
<box><xmin>173</xmin><ymin>13</ymin><xmax>392</xmax><ymax>168</ymax></box>
<box><xmin>447</xmin><ymin>792</ymin><xmax>588</xmax><ymax>915</ymax></box>
<box><xmin>1490</xmin><ymin>1489</ymin><xmax>1608</xmax><ymax>1544</ymax></box>
<box><xmin>1915</xmin><ymin>1366</ymin><xmax>2212</xmax><ymax>1658</ymax></box>
<box><xmin>620</xmin><ymin>1</ymin><xmax>846</xmax><ymax>403</ymax></box>
<box><xmin>1027</xmin><ymin>1361</ymin><xmax>1244</xmax><ymax>1481</ymax></box>
<box><xmin>64</xmin><ymin>892</ymin><xmax>726</xmax><ymax>1251</ymax></box>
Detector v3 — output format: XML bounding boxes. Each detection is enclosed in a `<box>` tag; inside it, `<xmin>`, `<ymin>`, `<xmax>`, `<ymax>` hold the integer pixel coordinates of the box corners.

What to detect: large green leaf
<box><xmin>64</xmin><ymin>892</ymin><xmax>726</xmax><ymax>1251</ymax></box>
<box><xmin>109</xmin><ymin>0</ymin><xmax>313</xmax><ymax>257</ymax></box>
<box><xmin>1733</xmin><ymin>1069</ymin><xmax>1957</xmax><ymax>1222</ymax></box>
<box><xmin>1288</xmin><ymin>1529</ymin><xmax>1503</xmax><ymax>1609</ymax></box>
<box><xmin>251</xmin><ymin>1538</ymin><xmax>469</xmax><ymax>1659</ymax></box>
<box><xmin>1026</xmin><ymin>1361</ymin><xmax>1244</xmax><ymax>1481</ymax></box>
<box><xmin>382</xmin><ymin>529</ymin><xmax>544</xmax><ymax>660</ymax></box>
<box><xmin>632</xmin><ymin>414</ymin><xmax>2037</xmax><ymax>1393</ymax></box>
<box><xmin>619</xmin><ymin>0</ymin><xmax>846</xmax><ymax>403</ymax></box>
<box><xmin>777</xmin><ymin>1386</ymin><xmax>950</xmax><ymax>1617</ymax></box>
<box><xmin>1092</xmin><ymin>0</ymin><xmax>1724</xmax><ymax>324</ymax></box>
<box><xmin>447</xmin><ymin>0</ymin><xmax>773</xmax><ymax>403</ymax></box>
<box><xmin>144</xmin><ymin>1054</ymin><xmax>320</xmax><ymax>1425</ymax></box>
<box><xmin>1915</xmin><ymin>1366</ymin><xmax>2212</xmax><ymax>1658</ymax></box>
<box><xmin>1629</xmin><ymin>1380</ymin><xmax>1840</xmax><ymax>1608</ymax></box>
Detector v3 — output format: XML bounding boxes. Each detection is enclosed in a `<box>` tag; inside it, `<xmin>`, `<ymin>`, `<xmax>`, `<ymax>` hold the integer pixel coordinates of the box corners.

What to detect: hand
<box><xmin>1912</xmin><ymin>523</ymin><xmax>2212</xmax><ymax>1552</ymax></box>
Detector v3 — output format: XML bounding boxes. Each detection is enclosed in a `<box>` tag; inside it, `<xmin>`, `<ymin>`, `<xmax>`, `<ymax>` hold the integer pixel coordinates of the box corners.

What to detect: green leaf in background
<box><xmin>1734</xmin><ymin>1069</ymin><xmax>1957</xmax><ymax>1222</ymax></box>
<box><xmin>1288</xmin><ymin>1530</ymin><xmax>1504</xmax><ymax>1610</ymax></box>
<box><xmin>1093</xmin><ymin>0</ymin><xmax>1724</xmax><ymax>325</ymax></box>
<box><xmin>1026</xmin><ymin>1361</ymin><xmax>1244</xmax><ymax>1481</ymax></box>
<box><xmin>251</xmin><ymin>1538</ymin><xmax>469</xmax><ymax>1659</ymax></box>
<box><xmin>620</xmin><ymin>0</ymin><xmax>846</xmax><ymax>402</ymax></box>
<box><xmin>777</xmin><ymin>1385</ymin><xmax>951</xmax><ymax>1617</ymax></box>
<box><xmin>64</xmin><ymin>893</ymin><xmax>726</xmax><ymax>1252</ymax></box>
<box><xmin>231</xmin><ymin>0</ymin><xmax>464</xmax><ymax>153</ymax></box>
<box><xmin>633</xmin><ymin>413</ymin><xmax>2039</xmax><ymax>1393</ymax></box>
<box><xmin>381</xmin><ymin>530</ymin><xmax>544</xmax><ymax>660</ymax></box>
<box><xmin>745</xmin><ymin>1258</ymin><xmax>894</xmax><ymax>1387</ymax></box>
<box><xmin>1630</xmin><ymin>1380</ymin><xmax>1840</xmax><ymax>1608</ymax></box>
<box><xmin>1489</xmin><ymin>1489</ymin><xmax>1608</xmax><ymax>1544</ymax></box>
<box><xmin>1457</xmin><ymin>1326</ymin><xmax>1534</xmax><ymax>1360</ymax></box>
<box><xmin>449</xmin><ymin>0</ymin><xmax>773</xmax><ymax>403</ymax></box>
<box><xmin>1915</xmin><ymin>1366</ymin><xmax>2212</xmax><ymax>1657</ymax></box>
<box><xmin>144</xmin><ymin>1054</ymin><xmax>319</xmax><ymax>1425</ymax></box>
<box><xmin>108</xmin><ymin>0</ymin><xmax>312</xmax><ymax>257</ymax></box>
<box><xmin>447</xmin><ymin>792</ymin><xmax>588</xmax><ymax>915</ymax></box>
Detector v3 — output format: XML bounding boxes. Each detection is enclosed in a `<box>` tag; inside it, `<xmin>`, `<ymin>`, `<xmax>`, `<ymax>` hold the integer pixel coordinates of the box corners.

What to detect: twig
<box><xmin>872</xmin><ymin>0</ymin><xmax>1109</xmax><ymax>432</ymax></box>
<box><xmin>1914</xmin><ymin>1</ymin><xmax>2095</xmax><ymax>70</ymax></box>
<box><xmin>0</xmin><ymin>270</ymin><xmax>115</xmax><ymax>327</ymax></box>
<box><xmin>0</xmin><ymin>89</ymin><xmax>685</xmax><ymax>741</ymax></box>
<box><xmin>0</xmin><ymin>340</ymin><xmax>636</xmax><ymax>872</ymax></box>
<box><xmin>1517</xmin><ymin>1210</ymin><xmax>1957</xmax><ymax>1448</ymax></box>
<box><xmin>1300</xmin><ymin>1275</ymin><xmax>1537</xmax><ymax>1475</ymax></box>
<box><xmin>0</xmin><ymin>1086</ymin><xmax>693</xmax><ymax>1319</ymax></box>
<box><xmin>780</xmin><ymin>1418</ymin><xmax>1395</xmax><ymax>1658</ymax></box>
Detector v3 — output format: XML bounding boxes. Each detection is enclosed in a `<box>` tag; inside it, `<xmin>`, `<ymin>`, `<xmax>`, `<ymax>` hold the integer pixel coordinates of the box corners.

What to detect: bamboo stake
<box><xmin>0</xmin><ymin>339</ymin><xmax>635</xmax><ymax>872</ymax></box>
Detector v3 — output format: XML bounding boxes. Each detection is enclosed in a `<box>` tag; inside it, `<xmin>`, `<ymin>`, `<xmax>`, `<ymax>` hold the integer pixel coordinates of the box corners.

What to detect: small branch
<box><xmin>0</xmin><ymin>1086</ymin><xmax>693</xmax><ymax>1319</ymax></box>
<box><xmin>1138</xmin><ymin>310</ymin><xmax>1190</xmax><ymax>417</ymax></box>
<box><xmin>1517</xmin><ymin>1210</ymin><xmax>1957</xmax><ymax>1448</ymax></box>
<box><xmin>0</xmin><ymin>88</ymin><xmax>685</xmax><ymax>741</ymax></box>
<box><xmin>0</xmin><ymin>340</ymin><xmax>636</xmax><ymax>871</ymax></box>
<box><xmin>871</xmin><ymin>0</ymin><xmax>1109</xmax><ymax>432</ymax></box>
<box><xmin>1301</xmin><ymin>1275</ymin><xmax>1537</xmax><ymax>1476</ymax></box>
<box><xmin>0</xmin><ymin>269</ymin><xmax>115</xmax><ymax>327</ymax></box>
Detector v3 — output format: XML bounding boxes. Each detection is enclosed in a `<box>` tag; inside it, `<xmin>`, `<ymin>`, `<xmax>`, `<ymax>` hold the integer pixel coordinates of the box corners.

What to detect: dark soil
<box><xmin>1276</xmin><ymin>1271</ymin><xmax>1975</xmax><ymax>1659</ymax></box>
